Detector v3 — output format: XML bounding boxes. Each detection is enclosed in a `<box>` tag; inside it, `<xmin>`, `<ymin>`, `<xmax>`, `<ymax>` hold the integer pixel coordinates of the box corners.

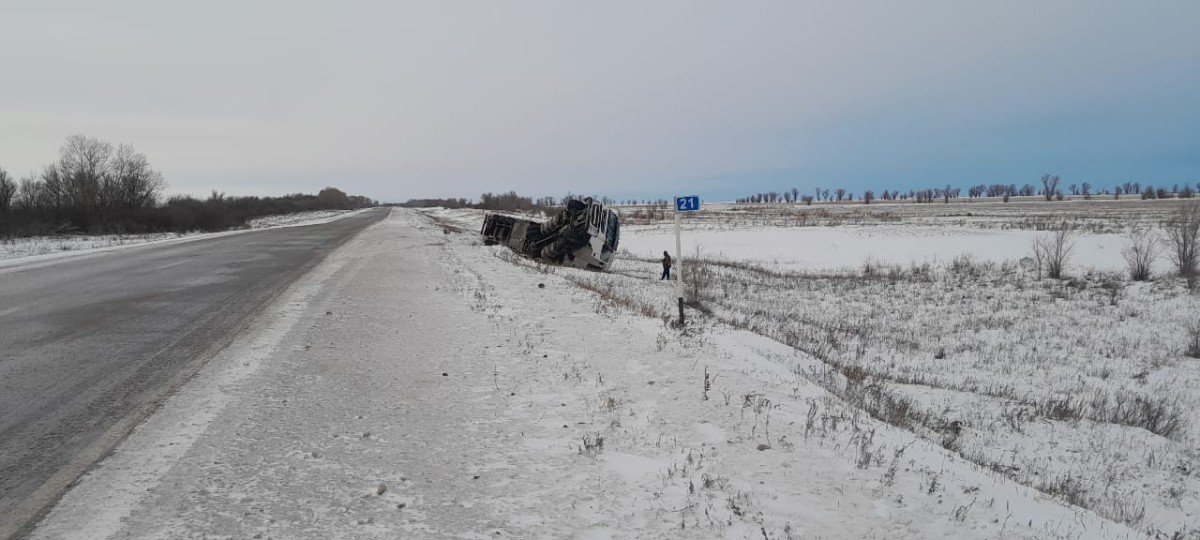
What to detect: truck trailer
<box><xmin>480</xmin><ymin>198</ymin><xmax>619</xmax><ymax>271</ymax></box>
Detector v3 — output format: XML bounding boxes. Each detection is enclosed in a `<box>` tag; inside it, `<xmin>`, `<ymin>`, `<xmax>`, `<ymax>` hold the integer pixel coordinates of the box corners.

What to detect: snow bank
<box><xmin>0</xmin><ymin>208</ymin><xmax>369</xmax><ymax>267</ymax></box>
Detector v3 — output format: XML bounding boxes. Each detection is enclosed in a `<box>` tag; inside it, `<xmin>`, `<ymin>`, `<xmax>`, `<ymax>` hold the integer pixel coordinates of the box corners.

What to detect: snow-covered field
<box><xmin>620</xmin><ymin>225</ymin><xmax>1160</xmax><ymax>273</ymax></box>
<box><xmin>429</xmin><ymin>201</ymin><xmax>1198</xmax><ymax>539</ymax></box>
<box><xmin>30</xmin><ymin>203</ymin><xmax>1194</xmax><ymax>538</ymax></box>
<box><xmin>0</xmin><ymin>209</ymin><xmax>365</xmax><ymax>263</ymax></box>
<box><xmin>619</xmin><ymin>199</ymin><xmax>1179</xmax><ymax>273</ymax></box>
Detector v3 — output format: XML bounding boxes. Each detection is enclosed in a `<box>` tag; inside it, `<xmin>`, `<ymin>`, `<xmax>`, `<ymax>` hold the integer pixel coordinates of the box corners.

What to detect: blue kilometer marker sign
<box><xmin>671</xmin><ymin>195</ymin><xmax>700</xmax><ymax>325</ymax></box>
<box><xmin>675</xmin><ymin>195</ymin><xmax>701</xmax><ymax>212</ymax></box>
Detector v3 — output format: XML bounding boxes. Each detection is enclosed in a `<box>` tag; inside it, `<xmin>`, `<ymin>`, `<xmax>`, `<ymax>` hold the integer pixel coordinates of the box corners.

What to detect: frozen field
<box><xmin>434</xmin><ymin>200</ymin><xmax>1198</xmax><ymax>539</ymax></box>
<box><xmin>620</xmin><ymin>198</ymin><xmax>1180</xmax><ymax>273</ymax></box>
<box><xmin>620</xmin><ymin>225</ymin><xmax>1159</xmax><ymax>273</ymax></box>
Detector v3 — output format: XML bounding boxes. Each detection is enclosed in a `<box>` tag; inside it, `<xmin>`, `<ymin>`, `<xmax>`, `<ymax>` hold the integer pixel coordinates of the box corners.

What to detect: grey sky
<box><xmin>2</xmin><ymin>1</ymin><xmax>1197</xmax><ymax>202</ymax></box>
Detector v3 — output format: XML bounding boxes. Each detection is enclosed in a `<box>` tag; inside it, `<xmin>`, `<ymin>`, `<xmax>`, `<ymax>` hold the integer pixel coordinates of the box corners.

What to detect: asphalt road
<box><xmin>0</xmin><ymin>208</ymin><xmax>388</xmax><ymax>537</ymax></box>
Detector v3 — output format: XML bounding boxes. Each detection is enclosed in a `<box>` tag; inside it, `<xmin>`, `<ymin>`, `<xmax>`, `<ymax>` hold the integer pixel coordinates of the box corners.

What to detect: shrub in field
<box><xmin>1031</xmin><ymin>229</ymin><xmax>1073</xmax><ymax>279</ymax></box>
<box><xmin>1122</xmin><ymin>230</ymin><xmax>1159</xmax><ymax>281</ymax></box>
<box><xmin>579</xmin><ymin>432</ymin><xmax>604</xmax><ymax>456</ymax></box>
<box><xmin>683</xmin><ymin>247</ymin><xmax>715</xmax><ymax>307</ymax></box>
<box><xmin>1186</xmin><ymin>321</ymin><xmax>1200</xmax><ymax>360</ymax></box>
<box><xmin>1165</xmin><ymin>203</ymin><xmax>1200</xmax><ymax>290</ymax></box>
<box><xmin>949</xmin><ymin>254</ymin><xmax>984</xmax><ymax>277</ymax></box>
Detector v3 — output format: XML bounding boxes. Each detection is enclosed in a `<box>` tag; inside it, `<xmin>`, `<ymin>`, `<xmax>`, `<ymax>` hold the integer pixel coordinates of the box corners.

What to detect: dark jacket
<box><xmin>662</xmin><ymin>254</ymin><xmax>672</xmax><ymax>268</ymax></box>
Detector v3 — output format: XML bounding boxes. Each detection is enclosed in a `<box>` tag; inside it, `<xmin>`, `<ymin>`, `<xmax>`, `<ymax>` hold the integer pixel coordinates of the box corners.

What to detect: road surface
<box><xmin>0</xmin><ymin>208</ymin><xmax>387</xmax><ymax>538</ymax></box>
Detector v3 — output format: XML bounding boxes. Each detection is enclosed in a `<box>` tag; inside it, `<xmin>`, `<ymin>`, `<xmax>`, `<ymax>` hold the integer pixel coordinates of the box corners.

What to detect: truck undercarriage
<box><xmin>481</xmin><ymin>198</ymin><xmax>619</xmax><ymax>271</ymax></box>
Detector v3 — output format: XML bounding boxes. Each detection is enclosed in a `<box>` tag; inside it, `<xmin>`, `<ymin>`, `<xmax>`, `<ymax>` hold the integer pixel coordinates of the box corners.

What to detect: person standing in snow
<box><xmin>661</xmin><ymin>251</ymin><xmax>672</xmax><ymax>280</ymax></box>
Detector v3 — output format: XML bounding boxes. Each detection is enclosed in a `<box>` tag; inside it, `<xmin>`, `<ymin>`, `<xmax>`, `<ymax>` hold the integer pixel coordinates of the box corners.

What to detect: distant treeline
<box><xmin>400</xmin><ymin>191</ymin><xmax>619</xmax><ymax>212</ymax></box>
<box><xmin>739</xmin><ymin>174</ymin><xmax>1199</xmax><ymax>205</ymax></box>
<box><xmin>0</xmin><ymin>134</ymin><xmax>376</xmax><ymax>237</ymax></box>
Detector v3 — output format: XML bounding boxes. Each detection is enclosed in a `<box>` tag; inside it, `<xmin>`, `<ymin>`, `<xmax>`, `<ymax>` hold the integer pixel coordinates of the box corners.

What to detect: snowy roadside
<box><xmin>32</xmin><ymin>208</ymin><xmax>1142</xmax><ymax>539</ymax></box>
<box><xmin>0</xmin><ymin>208</ymin><xmax>370</xmax><ymax>269</ymax></box>
<box><xmin>246</xmin><ymin>209</ymin><xmax>370</xmax><ymax>229</ymax></box>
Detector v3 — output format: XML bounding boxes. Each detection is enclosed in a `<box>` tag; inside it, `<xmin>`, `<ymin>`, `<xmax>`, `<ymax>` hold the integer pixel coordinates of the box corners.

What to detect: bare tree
<box><xmin>1122</xmin><ymin>229</ymin><xmax>1159</xmax><ymax>281</ymax></box>
<box><xmin>863</xmin><ymin>190</ymin><xmax>874</xmax><ymax>204</ymax></box>
<box><xmin>835</xmin><ymin>188</ymin><xmax>846</xmax><ymax>202</ymax></box>
<box><xmin>1032</xmin><ymin>229</ymin><xmax>1074</xmax><ymax>279</ymax></box>
<box><xmin>1165</xmin><ymin>202</ymin><xmax>1200</xmax><ymax>290</ymax></box>
<box><xmin>108</xmin><ymin>143</ymin><xmax>165</xmax><ymax>212</ymax></box>
<box><xmin>14</xmin><ymin>175</ymin><xmax>44</xmax><ymax>212</ymax></box>
<box><xmin>0</xmin><ymin>167</ymin><xmax>14</xmax><ymax>214</ymax></box>
<box><xmin>57</xmin><ymin>134</ymin><xmax>114</xmax><ymax>213</ymax></box>
<box><xmin>1041</xmin><ymin>174</ymin><xmax>1061</xmax><ymax>201</ymax></box>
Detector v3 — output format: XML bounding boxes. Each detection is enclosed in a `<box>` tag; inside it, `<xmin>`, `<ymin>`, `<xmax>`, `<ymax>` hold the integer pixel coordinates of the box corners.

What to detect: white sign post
<box><xmin>674</xmin><ymin>196</ymin><xmax>700</xmax><ymax>325</ymax></box>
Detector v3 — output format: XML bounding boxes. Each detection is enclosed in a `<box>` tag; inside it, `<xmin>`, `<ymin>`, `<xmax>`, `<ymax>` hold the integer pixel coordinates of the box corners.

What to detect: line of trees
<box><xmin>0</xmin><ymin>134</ymin><xmax>376</xmax><ymax>237</ymax></box>
<box><xmin>737</xmin><ymin>174</ymin><xmax>1200</xmax><ymax>205</ymax></box>
<box><xmin>401</xmin><ymin>191</ymin><xmax>630</xmax><ymax>212</ymax></box>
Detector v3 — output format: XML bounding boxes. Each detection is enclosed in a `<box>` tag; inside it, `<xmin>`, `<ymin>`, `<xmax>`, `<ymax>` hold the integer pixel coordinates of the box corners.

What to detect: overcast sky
<box><xmin>1</xmin><ymin>1</ymin><xmax>1197</xmax><ymax>202</ymax></box>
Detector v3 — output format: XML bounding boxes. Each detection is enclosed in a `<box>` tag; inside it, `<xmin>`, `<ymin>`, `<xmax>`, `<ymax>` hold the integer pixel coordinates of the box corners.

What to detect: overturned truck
<box><xmin>481</xmin><ymin>198</ymin><xmax>619</xmax><ymax>271</ymax></box>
